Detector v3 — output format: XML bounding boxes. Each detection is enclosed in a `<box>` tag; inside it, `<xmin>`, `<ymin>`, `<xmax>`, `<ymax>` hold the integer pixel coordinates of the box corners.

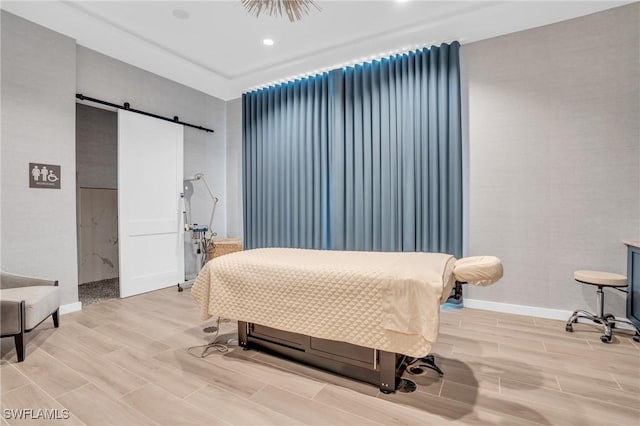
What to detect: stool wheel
<box><xmin>604</xmin><ymin>314</ymin><xmax>616</xmax><ymax>329</ymax></box>
<box><xmin>565</xmin><ymin>324</ymin><xmax>573</xmax><ymax>332</ymax></box>
<box><xmin>600</xmin><ymin>334</ymin><xmax>612</xmax><ymax>344</ymax></box>
<box><xmin>634</xmin><ymin>333</ymin><xmax>640</xmax><ymax>343</ymax></box>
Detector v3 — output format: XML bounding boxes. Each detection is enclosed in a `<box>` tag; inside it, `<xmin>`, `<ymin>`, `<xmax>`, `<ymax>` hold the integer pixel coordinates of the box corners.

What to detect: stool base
<box><xmin>566</xmin><ymin>310</ymin><xmax>640</xmax><ymax>343</ymax></box>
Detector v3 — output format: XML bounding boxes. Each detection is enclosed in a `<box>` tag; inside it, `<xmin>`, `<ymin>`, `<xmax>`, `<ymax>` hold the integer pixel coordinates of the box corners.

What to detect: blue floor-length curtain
<box><xmin>243</xmin><ymin>74</ymin><xmax>331</xmax><ymax>249</ymax></box>
<box><xmin>243</xmin><ymin>42</ymin><xmax>462</xmax><ymax>256</ymax></box>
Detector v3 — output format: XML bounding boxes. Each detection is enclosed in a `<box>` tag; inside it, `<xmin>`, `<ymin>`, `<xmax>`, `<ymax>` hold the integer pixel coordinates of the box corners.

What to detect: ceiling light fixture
<box><xmin>263</xmin><ymin>38</ymin><xmax>275</xmax><ymax>46</ymax></box>
<box><xmin>241</xmin><ymin>0</ymin><xmax>321</xmax><ymax>22</ymax></box>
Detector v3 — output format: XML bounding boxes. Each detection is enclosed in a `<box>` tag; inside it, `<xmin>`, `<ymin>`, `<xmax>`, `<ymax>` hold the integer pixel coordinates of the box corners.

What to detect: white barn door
<box><xmin>118</xmin><ymin>110</ymin><xmax>184</xmax><ymax>298</ymax></box>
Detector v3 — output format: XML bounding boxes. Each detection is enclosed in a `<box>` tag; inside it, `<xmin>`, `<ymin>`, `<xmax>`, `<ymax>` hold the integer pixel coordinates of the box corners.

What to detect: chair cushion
<box><xmin>0</xmin><ymin>286</ymin><xmax>59</xmax><ymax>330</ymax></box>
<box><xmin>574</xmin><ymin>270</ymin><xmax>627</xmax><ymax>287</ymax></box>
<box><xmin>1</xmin><ymin>301</ymin><xmax>22</xmax><ymax>335</ymax></box>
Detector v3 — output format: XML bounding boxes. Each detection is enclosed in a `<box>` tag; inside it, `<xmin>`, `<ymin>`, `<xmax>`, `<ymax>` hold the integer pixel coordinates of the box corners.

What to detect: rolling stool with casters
<box><xmin>566</xmin><ymin>270</ymin><xmax>640</xmax><ymax>343</ymax></box>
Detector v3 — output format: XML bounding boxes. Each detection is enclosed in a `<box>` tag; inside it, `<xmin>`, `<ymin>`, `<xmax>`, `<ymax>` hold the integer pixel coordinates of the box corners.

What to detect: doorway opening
<box><xmin>76</xmin><ymin>104</ymin><xmax>119</xmax><ymax>305</ymax></box>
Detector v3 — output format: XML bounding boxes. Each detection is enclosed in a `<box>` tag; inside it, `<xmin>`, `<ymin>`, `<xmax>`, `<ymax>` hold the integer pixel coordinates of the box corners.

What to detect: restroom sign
<box><xmin>29</xmin><ymin>163</ymin><xmax>61</xmax><ymax>189</ymax></box>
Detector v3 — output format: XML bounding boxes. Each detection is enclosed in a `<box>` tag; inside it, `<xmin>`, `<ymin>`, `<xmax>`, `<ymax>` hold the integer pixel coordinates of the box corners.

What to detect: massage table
<box><xmin>191</xmin><ymin>248</ymin><xmax>502</xmax><ymax>393</ymax></box>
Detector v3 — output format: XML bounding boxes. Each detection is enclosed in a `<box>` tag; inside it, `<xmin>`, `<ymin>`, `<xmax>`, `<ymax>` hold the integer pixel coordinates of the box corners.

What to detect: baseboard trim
<box><xmin>463</xmin><ymin>299</ymin><xmax>636</xmax><ymax>330</ymax></box>
<box><xmin>463</xmin><ymin>298</ymin><xmax>571</xmax><ymax>320</ymax></box>
<box><xmin>59</xmin><ymin>301</ymin><xmax>82</xmax><ymax>315</ymax></box>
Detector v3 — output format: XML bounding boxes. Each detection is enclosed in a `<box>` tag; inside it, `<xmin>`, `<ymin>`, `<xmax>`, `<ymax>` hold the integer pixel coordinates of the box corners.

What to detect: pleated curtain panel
<box><xmin>243</xmin><ymin>42</ymin><xmax>462</xmax><ymax>256</ymax></box>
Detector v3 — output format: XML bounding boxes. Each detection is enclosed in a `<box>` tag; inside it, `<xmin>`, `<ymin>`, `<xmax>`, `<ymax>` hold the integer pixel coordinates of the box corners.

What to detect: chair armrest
<box><xmin>0</xmin><ymin>300</ymin><xmax>23</xmax><ymax>335</ymax></box>
<box><xmin>0</xmin><ymin>272</ymin><xmax>58</xmax><ymax>290</ymax></box>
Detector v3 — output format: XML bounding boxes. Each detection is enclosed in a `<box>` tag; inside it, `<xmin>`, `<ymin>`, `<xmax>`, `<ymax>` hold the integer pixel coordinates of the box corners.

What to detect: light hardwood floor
<box><xmin>1</xmin><ymin>287</ymin><xmax>639</xmax><ymax>425</ymax></box>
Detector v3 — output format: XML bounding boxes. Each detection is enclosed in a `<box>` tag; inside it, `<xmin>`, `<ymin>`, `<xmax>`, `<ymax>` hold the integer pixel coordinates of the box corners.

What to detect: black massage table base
<box><xmin>238</xmin><ymin>321</ymin><xmax>409</xmax><ymax>393</ymax></box>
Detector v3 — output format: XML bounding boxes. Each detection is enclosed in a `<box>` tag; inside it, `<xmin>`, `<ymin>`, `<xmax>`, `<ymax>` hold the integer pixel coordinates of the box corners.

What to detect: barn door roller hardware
<box><xmin>76</xmin><ymin>94</ymin><xmax>214</xmax><ymax>133</ymax></box>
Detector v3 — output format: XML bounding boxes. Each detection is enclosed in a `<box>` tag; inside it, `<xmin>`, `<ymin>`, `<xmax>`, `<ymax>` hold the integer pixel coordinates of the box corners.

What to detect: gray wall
<box><xmin>76</xmin><ymin>46</ymin><xmax>228</xmax><ymax>278</ymax></box>
<box><xmin>1</xmin><ymin>9</ymin><xmax>229</xmax><ymax>304</ymax></box>
<box><xmin>464</xmin><ymin>3</ymin><xmax>640</xmax><ymax>315</ymax></box>
<box><xmin>1</xmin><ymin>11</ymin><xmax>79</xmax><ymax>305</ymax></box>
<box><xmin>226</xmin><ymin>98</ymin><xmax>243</xmax><ymax>242</ymax></box>
<box><xmin>76</xmin><ymin>104</ymin><xmax>117</xmax><ymax>189</ymax></box>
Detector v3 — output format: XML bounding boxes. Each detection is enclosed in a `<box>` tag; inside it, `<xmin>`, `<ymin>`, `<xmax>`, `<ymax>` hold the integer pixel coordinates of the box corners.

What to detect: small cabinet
<box><xmin>208</xmin><ymin>238</ymin><xmax>242</xmax><ymax>260</ymax></box>
<box><xmin>626</xmin><ymin>242</ymin><xmax>640</xmax><ymax>330</ymax></box>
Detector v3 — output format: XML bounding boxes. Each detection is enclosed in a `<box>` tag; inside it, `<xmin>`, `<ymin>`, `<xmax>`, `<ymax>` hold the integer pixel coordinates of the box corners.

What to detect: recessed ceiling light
<box><xmin>263</xmin><ymin>38</ymin><xmax>275</xmax><ymax>46</ymax></box>
<box><xmin>172</xmin><ymin>9</ymin><xmax>190</xmax><ymax>20</ymax></box>
<box><xmin>396</xmin><ymin>0</ymin><xmax>409</xmax><ymax>3</ymax></box>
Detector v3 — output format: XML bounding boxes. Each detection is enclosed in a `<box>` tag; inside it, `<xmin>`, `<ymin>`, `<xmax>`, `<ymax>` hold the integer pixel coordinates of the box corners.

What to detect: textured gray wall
<box><xmin>1</xmin><ymin>11</ymin><xmax>79</xmax><ymax>305</ymax></box>
<box><xmin>226</xmin><ymin>98</ymin><xmax>243</xmax><ymax>242</ymax></box>
<box><xmin>463</xmin><ymin>3</ymin><xmax>640</xmax><ymax>315</ymax></box>
<box><xmin>76</xmin><ymin>46</ymin><xmax>227</xmax><ymax>278</ymax></box>
<box><xmin>76</xmin><ymin>104</ymin><xmax>117</xmax><ymax>189</ymax></box>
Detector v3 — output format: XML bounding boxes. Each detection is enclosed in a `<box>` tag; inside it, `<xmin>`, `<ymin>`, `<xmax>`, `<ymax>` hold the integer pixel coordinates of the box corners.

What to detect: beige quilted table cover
<box><xmin>192</xmin><ymin>248</ymin><xmax>456</xmax><ymax>357</ymax></box>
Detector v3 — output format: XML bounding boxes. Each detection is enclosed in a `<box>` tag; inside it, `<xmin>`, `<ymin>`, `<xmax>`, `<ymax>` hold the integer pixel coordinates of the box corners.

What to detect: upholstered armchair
<box><xmin>0</xmin><ymin>272</ymin><xmax>60</xmax><ymax>362</ymax></box>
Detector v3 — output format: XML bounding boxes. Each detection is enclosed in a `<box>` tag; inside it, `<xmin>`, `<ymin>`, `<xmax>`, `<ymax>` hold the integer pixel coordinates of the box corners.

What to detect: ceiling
<box><xmin>1</xmin><ymin>1</ymin><xmax>630</xmax><ymax>101</ymax></box>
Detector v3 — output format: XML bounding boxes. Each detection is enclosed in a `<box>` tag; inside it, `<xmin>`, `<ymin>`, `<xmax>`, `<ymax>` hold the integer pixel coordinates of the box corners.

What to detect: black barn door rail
<box><xmin>76</xmin><ymin>94</ymin><xmax>214</xmax><ymax>133</ymax></box>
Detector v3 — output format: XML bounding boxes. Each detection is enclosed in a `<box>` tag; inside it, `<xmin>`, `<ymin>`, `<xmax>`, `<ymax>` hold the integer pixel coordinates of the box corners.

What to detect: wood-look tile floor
<box><xmin>1</xmin><ymin>287</ymin><xmax>639</xmax><ymax>425</ymax></box>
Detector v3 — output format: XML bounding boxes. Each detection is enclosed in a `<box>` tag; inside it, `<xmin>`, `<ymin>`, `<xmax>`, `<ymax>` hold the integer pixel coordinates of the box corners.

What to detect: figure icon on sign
<box><xmin>31</xmin><ymin>165</ymin><xmax>41</xmax><ymax>181</ymax></box>
<box><xmin>47</xmin><ymin>170</ymin><xmax>59</xmax><ymax>182</ymax></box>
<box><xmin>40</xmin><ymin>166</ymin><xmax>48</xmax><ymax>182</ymax></box>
